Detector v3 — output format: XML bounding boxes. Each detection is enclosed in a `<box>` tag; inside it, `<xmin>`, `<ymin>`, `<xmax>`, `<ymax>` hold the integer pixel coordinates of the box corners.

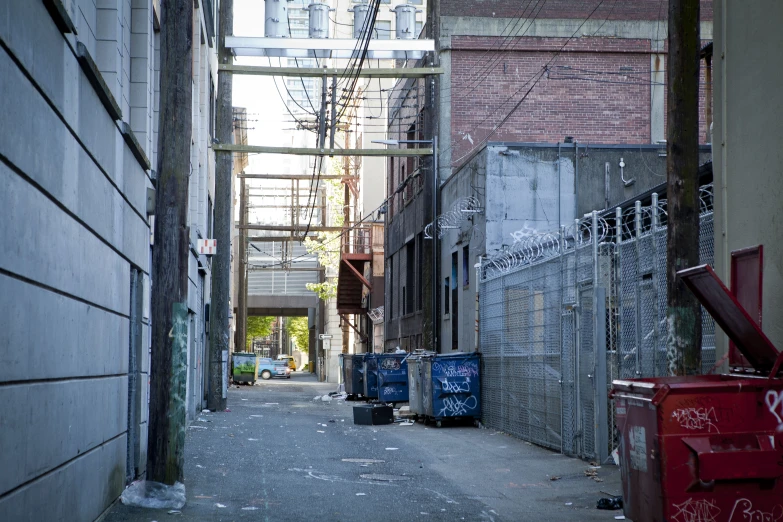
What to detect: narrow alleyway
<box><xmin>105</xmin><ymin>373</ymin><xmax>622</xmax><ymax>522</ymax></box>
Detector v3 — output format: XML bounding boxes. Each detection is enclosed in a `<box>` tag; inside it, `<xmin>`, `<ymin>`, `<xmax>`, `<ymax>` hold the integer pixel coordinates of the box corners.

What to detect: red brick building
<box><xmin>384</xmin><ymin>1</ymin><xmax>714</xmax><ymax>353</ymax></box>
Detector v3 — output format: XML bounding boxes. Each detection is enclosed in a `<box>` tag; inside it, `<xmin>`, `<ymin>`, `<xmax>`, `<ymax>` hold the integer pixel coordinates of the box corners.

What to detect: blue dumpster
<box><xmin>363</xmin><ymin>354</ymin><xmax>379</xmax><ymax>400</ymax></box>
<box><xmin>376</xmin><ymin>353</ymin><xmax>409</xmax><ymax>404</ymax></box>
<box><xmin>422</xmin><ymin>352</ymin><xmax>481</xmax><ymax>427</ymax></box>
<box><xmin>344</xmin><ymin>354</ymin><xmax>366</xmax><ymax>397</ymax></box>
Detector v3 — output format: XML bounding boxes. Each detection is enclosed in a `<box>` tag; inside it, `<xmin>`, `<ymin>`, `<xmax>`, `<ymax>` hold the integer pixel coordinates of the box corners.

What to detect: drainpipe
<box><xmin>705</xmin><ymin>52</ymin><xmax>713</xmax><ymax>143</ymax></box>
<box><xmin>573</xmin><ymin>140</ymin><xmax>579</xmax><ymax>220</ymax></box>
<box><xmin>475</xmin><ymin>255</ymin><xmax>481</xmax><ymax>352</ymax></box>
<box><xmin>557</xmin><ymin>142</ymin><xmax>562</xmax><ymax>229</ymax></box>
<box><xmin>431</xmin><ymin>136</ymin><xmax>439</xmax><ymax>352</ymax></box>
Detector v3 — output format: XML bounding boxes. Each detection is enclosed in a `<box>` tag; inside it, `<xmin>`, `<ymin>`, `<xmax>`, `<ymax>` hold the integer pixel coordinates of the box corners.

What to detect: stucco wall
<box><xmin>713</xmin><ymin>0</ymin><xmax>783</xmax><ymax>359</ymax></box>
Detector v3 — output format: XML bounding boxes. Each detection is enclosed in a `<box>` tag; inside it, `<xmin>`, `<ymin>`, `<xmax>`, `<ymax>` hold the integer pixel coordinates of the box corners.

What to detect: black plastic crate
<box><xmin>353</xmin><ymin>405</ymin><xmax>393</xmax><ymax>425</ymax></box>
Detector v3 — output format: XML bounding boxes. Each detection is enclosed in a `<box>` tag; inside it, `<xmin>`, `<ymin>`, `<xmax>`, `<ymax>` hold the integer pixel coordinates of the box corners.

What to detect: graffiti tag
<box><xmin>441</xmin><ymin>380</ymin><xmax>471</xmax><ymax>394</ymax></box>
<box><xmin>671</xmin><ymin>407</ymin><xmax>720</xmax><ymax>433</ymax></box>
<box><xmin>434</xmin><ymin>361</ymin><xmax>479</xmax><ymax>378</ymax></box>
<box><xmin>765</xmin><ymin>390</ymin><xmax>783</xmax><ymax>426</ymax></box>
<box><xmin>672</xmin><ymin>498</ymin><xmax>720</xmax><ymax>522</ymax></box>
<box><xmin>380</xmin><ymin>358</ymin><xmax>401</xmax><ymax>370</ymax></box>
<box><xmin>728</xmin><ymin>498</ymin><xmax>783</xmax><ymax>522</ymax></box>
<box><xmin>437</xmin><ymin>396</ymin><xmax>478</xmax><ymax>417</ymax></box>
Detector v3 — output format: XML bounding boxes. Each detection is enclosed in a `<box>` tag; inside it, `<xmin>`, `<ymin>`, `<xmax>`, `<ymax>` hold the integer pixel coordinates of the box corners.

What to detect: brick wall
<box><xmin>449</xmin><ymin>36</ymin><xmax>712</xmax><ymax>168</ymax></box>
<box><xmin>442</xmin><ymin>0</ymin><xmax>713</xmax><ymax>21</ymax></box>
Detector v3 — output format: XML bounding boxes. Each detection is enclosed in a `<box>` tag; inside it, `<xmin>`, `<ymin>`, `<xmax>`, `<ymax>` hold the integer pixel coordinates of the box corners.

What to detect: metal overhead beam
<box><xmin>225</xmin><ymin>36</ymin><xmax>434</xmax><ymax>60</ymax></box>
<box><xmin>247</xmin><ymin>236</ymin><xmax>311</xmax><ymax>242</ymax></box>
<box><xmin>220</xmin><ymin>64</ymin><xmax>443</xmax><ymax>78</ymax></box>
<box><xmin>240</xmin><ymin>225</ymin><xmax>343</xmax><ymax>232</ymax></box>
<box><xmin>214</xmin><ymin>144</ymin><xmax>433</xmax><ymax>156</ymax></box>
<box><xmin>238</xmin><ymin>174</ymin><xmax>349</xmax><ymax>180</ymax></box>
<box><xmin>247</xmin><ymin>267</ymin><xmax>324</xmax><ymax>272</ymax></box>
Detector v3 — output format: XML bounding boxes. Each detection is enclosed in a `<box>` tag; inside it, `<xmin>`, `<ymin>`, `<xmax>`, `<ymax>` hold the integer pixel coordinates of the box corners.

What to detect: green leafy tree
<box><xmin>304</xmin><ymin>177</ymin><xmax>343</xmax><ymax>301</ymax></box>
<box><xmin>287</xmin><ymin>317</ymin><xmax>310</xmax><ymax>354</ymax></box>
<box><xmin>246</xmin><ymin>316</ymin><xmax>274</xmax><ymax>350</ymax></box>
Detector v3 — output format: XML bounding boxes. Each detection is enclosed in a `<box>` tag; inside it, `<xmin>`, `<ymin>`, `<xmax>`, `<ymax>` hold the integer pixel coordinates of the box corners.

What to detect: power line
<box><xmin>445</xmin><ymin>0</ymin><xmax>610</xmax><ymax>167</ymax></box>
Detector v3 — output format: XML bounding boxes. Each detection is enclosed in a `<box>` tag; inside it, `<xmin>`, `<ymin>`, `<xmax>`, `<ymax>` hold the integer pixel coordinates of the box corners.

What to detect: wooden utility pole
<box><xmin>207</xmin><ymin>0</ymin><xmax>233</xmax><ymax>411</ymax></box>
<box><xmin>236</xmin><ymin>178</ymin><xmax>248</xmax><ymax>352</ymax></box>
<box><xmin>147</xmin><ymin>0</ymin><xmax>193</xmax><ymax>485</ymax></box>
<box><xmin>666</xmin><ymin>0</ymin><xmax>702</xmax><ymax>375</ymax></box>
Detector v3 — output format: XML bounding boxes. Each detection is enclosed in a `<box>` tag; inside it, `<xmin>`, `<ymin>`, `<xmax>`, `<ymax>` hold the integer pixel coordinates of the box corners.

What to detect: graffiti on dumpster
<box><xmin>382</xmin><ymin>386</ymin><xmax>396</xmax><ymax>396</ymax></box>
<box><xmin>441</xmin><ymin>380</ymin><xmax>471</xmax><ymax>394</ymax></box>
<box><xmin>671</xmin><ymin>407</ymin><xmax>720</xmax><ymax>433</ymax></box>
<box><xmin>437</xmin><ymin>396</ymin><xmax>478</xmax><ymax>417</ymax></box>
<box><xmin>765</xmin><ymin>390</ymin><xmax>783</xmax><ymax>426</ymax></box>
<box><xmin>671</xmin><ymin>498</ymin><xmax>720</xmax><ymax>522</ymax></box>
<box><xmin>433</xmin><ymin>361</ymin><xmax>479</xmax><ymax>378</ymax></box>
<box><xmin>628</xmin><ymin>426</ymin><xmax>647</xmax><ymax>472</ymax></box>
<box><xmin>380</xmin><ymin>358</ymin><xmax>401</xmax><ymax>370</ymax></box>
<box><xmin>728</xmin><ymin>498</ymin><xmax>783</xmax><ymax>522</ymax></box>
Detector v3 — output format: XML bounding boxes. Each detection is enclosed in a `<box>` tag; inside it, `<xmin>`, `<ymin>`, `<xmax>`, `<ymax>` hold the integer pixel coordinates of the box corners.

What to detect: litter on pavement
<box><xmin>596</xmin><ymin>496</ymin><xmax>624</xmax><ymax>510</ymax></box>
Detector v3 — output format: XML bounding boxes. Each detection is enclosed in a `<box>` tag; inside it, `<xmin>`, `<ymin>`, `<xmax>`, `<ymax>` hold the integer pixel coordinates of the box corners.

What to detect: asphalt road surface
<box><xmin>105</xmin><ymin>371</ymin><xmax>623</xmax><ymax>522</ymax></box>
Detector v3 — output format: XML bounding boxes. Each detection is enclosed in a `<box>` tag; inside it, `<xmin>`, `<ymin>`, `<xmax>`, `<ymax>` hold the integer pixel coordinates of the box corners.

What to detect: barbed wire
<box><xmin>481</xmin><ymin>184</ymin><xmax>715</xmax><ymax>279</ymax></box>
<box><xmin>423</xmin><ymin>196</ymin><xmax>483</xmax><ymax>239</ymax></box>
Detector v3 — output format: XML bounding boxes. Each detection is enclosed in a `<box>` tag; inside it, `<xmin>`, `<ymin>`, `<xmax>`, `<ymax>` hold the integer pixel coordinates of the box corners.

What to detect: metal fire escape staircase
<box><xmin>336</xmin><ymin>225</ymin><xmax>372</xmax><ymax>315</ymax></box>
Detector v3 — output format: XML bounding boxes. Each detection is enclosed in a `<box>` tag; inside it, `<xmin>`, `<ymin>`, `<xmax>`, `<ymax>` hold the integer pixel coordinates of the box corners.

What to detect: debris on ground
<box><xmin>549</xmin><ymin>476</ymin><xmax>561</xmax><ymax>481</ymax></box>
<box><xmin>596</xmin><ymin>496</ymin><xmax>624</xmax><ymax>510</ymax></box>
<box><xmin>584</xmin><ymin>468</ymin><xmax>598</xmax><ymax>477</ymax></box>
<box><xmin>120</xmin><ymin>481</ymin><xmax>186</xmax><ymax>510</ymax></box>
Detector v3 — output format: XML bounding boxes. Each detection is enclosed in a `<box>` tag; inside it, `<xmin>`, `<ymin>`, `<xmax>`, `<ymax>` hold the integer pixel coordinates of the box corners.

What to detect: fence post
<box><xmin>573</xmin><ymin>218</ymin><xmax>582</xmax><ymax>456</ymax></box>
<box><xmin>592</xmin><ymin>211</ymin><xmax>608</xmax><ymax>463</ymax></box>
<box><xmin>559</xmin><ymin>225</ymin><xmax>566</xmax><ymax>454</ymax></box>
<box><xmin>634</xmin><ymin>201</ymin><xmax>643</xmax><ymax>376</ymax></box>
<box><xmin>651</xmin><ymin>193</ymin><xmax>661</xmax><ymax>374</ymax></box>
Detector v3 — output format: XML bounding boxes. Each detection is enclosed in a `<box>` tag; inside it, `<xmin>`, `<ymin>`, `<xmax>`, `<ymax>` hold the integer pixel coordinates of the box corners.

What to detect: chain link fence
<box><xmin>479</xmin><ymin>185</ymin><xmax>715</xmax><ymax>461</ymax></box>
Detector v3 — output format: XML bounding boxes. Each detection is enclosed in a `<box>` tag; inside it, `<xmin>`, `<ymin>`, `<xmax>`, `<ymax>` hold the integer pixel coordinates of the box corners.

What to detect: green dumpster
<box><xmin>232</xmin><ymin>352</ymin><xmax>259</xmax><ymax>385</ymax></box>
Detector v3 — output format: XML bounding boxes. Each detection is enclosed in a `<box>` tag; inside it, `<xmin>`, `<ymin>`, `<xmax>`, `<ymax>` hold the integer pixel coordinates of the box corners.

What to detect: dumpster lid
<box><xmin>679</xmin><ymin>264</ymin><xmax>779</xmax><ymax>373</ymax></box>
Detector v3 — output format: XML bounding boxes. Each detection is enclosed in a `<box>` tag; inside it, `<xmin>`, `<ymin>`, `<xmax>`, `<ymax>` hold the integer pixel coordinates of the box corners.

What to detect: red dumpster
<box><xmin>611</xmin><ymin>265</ymin><xmax>783</xmax><ymax>522</ymax></box>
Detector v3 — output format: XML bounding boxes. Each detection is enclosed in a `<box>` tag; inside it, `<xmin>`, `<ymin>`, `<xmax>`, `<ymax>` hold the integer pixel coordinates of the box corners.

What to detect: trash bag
<box><xmin>596</xmin><ymin>496</ymin><xmax>623</xmax><ymax>510</ymax></box>
<box><xmin>120</xmin><ymin>480</ymin><xmax>186</xmax><ymax>509</ymax></box>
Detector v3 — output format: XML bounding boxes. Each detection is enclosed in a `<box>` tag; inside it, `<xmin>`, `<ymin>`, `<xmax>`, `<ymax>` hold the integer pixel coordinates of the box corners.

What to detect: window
<box><xmin>416</xmin><ymin>233</ymin><xmax>423</xmax><ymax>311</ymax></box>
<box><xmin>462</xmin><ymin>246</ymin><xmax>470</xmax><ymax>286</ymax></box>
<box><xmin>389</xmin><ymin>257</ymin><xmax>394</xmax><ymax>319</ymax></box>
<box><xmin>405</xmin><ymin>241</ymin><xmax>415</xmax><ymax>314</ymax></box>
<box><xmin>451</xmin><ymin>252</ymin><xmax>458</xmax><ymax>349</ymax></box>
<box><xmin>209</xmin><ymin>79</ymin><xmax>216</xmax><ymax>138</ymax></box>
<box><xmin>207</xmin><ymin>197</ymin><xmax>213</xmax><ymax>239</ymax></box>
<box><xmin>443</xmin><ymin>277</ymin><xmax>450</xmax><ymax>315</ymax></box>
<box><xmin>374</xmin><ymin>20</ymin><xmax>392</xmax><ymax>40</ymax></box>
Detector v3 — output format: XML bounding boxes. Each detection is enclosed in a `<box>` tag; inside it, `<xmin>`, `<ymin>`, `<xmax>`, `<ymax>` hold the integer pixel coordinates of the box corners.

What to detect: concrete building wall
<box><xmin>0</xmin><ymin>1</ymin><xmax>219</xmax><ymax>517</ymax></box>
<box><xmin>439</xmin><ymin>143</ymin><xmax>710</xmax><ymax>353</ymax></box>
<box><xmin>713</xmin><ymin>0</ymin><xmax>783</xmax><ymax>359</ymax></box>
<box><xmin>0</xmin><ymin>0</ymin><xmax>155</xmax><ymax>518</ymax></box>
